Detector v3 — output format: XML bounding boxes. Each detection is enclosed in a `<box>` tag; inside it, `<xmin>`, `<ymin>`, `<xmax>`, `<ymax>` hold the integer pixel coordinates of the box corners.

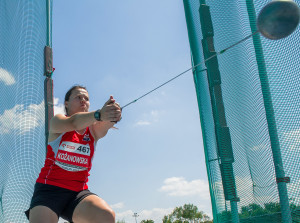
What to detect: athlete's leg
<box><xmin>29</xmin><ymin>206</ymin><xmax>58</xmax><ymax>223</ymax></box>
<box><xmin>72</xmin><ymin>195</ymin><xmax>115</xmax><ymax>223</ymax></box>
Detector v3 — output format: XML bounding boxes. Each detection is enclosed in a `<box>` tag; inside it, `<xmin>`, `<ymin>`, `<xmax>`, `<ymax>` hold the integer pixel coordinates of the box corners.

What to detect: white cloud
<box><xmin>150</xmin><ymin>110</ymin><xmax>160</xmax><ymax>122</ymax></box>
<box><xmin>111</xmin><ymin>202</ymin><xmax>125</xmax><ymax>209</ymax></box>
<box><xmin>0</xmin><ymin>101</ymin><xmax>44</xmax><ymax>134</ymax></box>
<box><xmin>159</xmin><ymin>177</ymin><xmax>210</xmax><ymax>200</ymax></box>
<box><xmin>134</xmin><ymin>110</ymin><xmax>165</xmax><ymax>127</ymax></box>
<box><xmin>0</xmin><ymin>98</ymin><xmax>65</xmax><ymax>134</ymax></box>
<box><xmin>140</xmin><ymin>208</ymin><xmax>173</xmax><ymax>222</ymax></box>
<box><xmin>116</xmin><ymin>209</ymin><xmax>134</xmax><ymax>222</ymax></box>
<box><xmin>135</xmin><ymin>121</ymin><xmax>151</xmax><ymax>126</ymax></box>
<box><xmin>250</xmin><ymin>128</ymin><xmax>300</xmax><ymax>151</ymax></box>
<box><xmin>116</xmin><ymin>207</ymin><xmax>173</xmax><ymax>223</ymax></box>
<box><xmin>288</xmin><ymin>178</ymin><xmax>300</xmax><ymax>202</ymax></box>
<box><xmin>214</xmin><ymin>176</ymin><xmax>282</xmax><ymax>211</ymax></box>
<box><xmin>53</xmin><ymin>97</ymin><xmax>65</xmax><ymax>115</ymax></box>
<box><xmin>284</xmin><ymin>129</ymin><xmax>300</xmax><ymax>150</ymax></box>
<box><xmin>0</xmin><ymin>68</ymin><xmax>15</xmax><ymax>85</ymax></box>
<box><xmin>251</xmin><ymin>144</ymin><xmax>267</xmax><ymax>151</ymax></box>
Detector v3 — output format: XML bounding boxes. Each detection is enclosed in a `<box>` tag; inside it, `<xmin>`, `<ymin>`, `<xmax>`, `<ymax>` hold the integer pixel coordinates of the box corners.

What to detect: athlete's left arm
<box><xmin>91</xmin><ymin>121</ymin><xmax>115</xmax><ymax>141</ymax></box>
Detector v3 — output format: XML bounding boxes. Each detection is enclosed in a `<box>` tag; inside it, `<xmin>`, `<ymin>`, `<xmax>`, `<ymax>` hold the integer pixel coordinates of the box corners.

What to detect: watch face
<box><xmin>95</xmin><ymin>111</ymin><xmax>100</xmax><ymax>121</ymax></box>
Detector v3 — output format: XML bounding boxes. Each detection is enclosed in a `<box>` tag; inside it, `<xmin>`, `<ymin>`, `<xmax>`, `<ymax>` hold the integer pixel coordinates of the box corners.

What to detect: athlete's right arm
<box><xmin>49</xmin><ymin>112</ymin><xmax>97</xmax><ymax>134</ymax></box>
<box><xmin>49</xmin><ymin>97</ymin><xmax>120</xmax><ymax>134</ymax></box>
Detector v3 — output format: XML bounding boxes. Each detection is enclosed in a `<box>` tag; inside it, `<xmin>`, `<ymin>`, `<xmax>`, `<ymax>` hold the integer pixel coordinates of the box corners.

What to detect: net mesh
<box><xmin>183</xmin><ymin>0</ymin><xmax>300</xmax><ymax>222</ymax></box>
<box><xmin>0</xmin><ymin>0</ymin><xmax>51</xmax><ymax>222</ymax></box>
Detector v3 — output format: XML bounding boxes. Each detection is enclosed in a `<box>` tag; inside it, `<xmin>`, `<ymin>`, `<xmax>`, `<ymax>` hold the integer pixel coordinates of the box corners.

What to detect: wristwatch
<box><xmin>94</xmin><ymin>109</ymin><xmax>102</xmax><ymax>121</ymax></box>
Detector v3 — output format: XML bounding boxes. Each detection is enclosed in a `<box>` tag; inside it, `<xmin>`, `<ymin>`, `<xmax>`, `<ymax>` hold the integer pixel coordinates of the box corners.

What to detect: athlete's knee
<box><xmin>86</xmin><ymin>207</ymin><xmax>115</xmax><ymax>223</ymax></box>
<box><xmin>98</xmin><ymin>208</ymin><xmax>115</xmax><ymax>223</ymax></box>
<box><xmin>110</xmin><ymin>209</ymin><xmax>116</xmax><ymax>221</ymax></box>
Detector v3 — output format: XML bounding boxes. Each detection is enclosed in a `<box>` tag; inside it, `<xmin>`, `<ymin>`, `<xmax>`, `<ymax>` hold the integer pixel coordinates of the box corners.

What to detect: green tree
<box><xmin>162</xmin><ymin>215</ymin><xmax>173</xmax><ymax>223</ymax></box>
<box><xmin>162</xmin><ymin>203</ymin><xmax>212</xmax><ymax>223</ymax></box>
<box><xmin>217</xmin><ymin>210</ymin><xmax>231</xmax><ymax>222</ymax></box>
<box><xmin>140</xmin><ymin>220</ymin><xmax>154</xmax><ymax>223</ymax></box>
<box><xmin>290</xmin><ymin>202</ymin><xmax>300</xmax><ymax>222</ymax></box>
<box><xmin>173</xmin><ymin>206</ymin><xmax>184</xmax><ymax>221</ymax></box>
<box><xmin>217</xmin><ymin>202</ymin><xmax>300</xmax><ymax>222</ymax></box>
<box><xmin>182</xmin><ymin>204</ymin><xmax>198</xmax><ymax>220</ymax></box>
<box><xmin>264</xmin><ymin>202</ymin><xmax>281</xmax><ymax>213</ymax></box>
<box><xmin>240</xmin><ymin>203</ymin><xmax>267</xmax><ymax>218</ymax></box>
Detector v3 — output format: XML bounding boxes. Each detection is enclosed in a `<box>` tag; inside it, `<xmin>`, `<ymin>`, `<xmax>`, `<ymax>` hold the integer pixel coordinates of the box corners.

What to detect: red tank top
<box><xmin>36</xmin><ymin>127</ymin><xmax>96</xmax><ymax>191</ymax></box>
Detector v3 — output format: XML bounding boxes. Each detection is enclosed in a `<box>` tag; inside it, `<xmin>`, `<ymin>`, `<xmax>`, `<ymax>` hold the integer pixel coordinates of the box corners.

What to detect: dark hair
<box><xmin>64</xmin><ymin>85</ymin><xmax>87</xmax><ymax>115</ymax></box>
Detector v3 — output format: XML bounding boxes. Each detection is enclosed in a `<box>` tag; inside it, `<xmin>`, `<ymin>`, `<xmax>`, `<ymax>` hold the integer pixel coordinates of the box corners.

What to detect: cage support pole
<box><xmin>246</xmin><ymin>1</ymin><xmax>292</xmax><ymax>222</ymax></box>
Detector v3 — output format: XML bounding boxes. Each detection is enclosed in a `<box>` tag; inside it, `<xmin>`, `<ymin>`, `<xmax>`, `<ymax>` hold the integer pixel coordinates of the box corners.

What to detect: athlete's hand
<box><xmin>100</xmin><ymin>96</ymin><xmax>122</xmax><ymax>122</ymax></box>
<box><xmin>114</xmin><ymin>102</ymin><xmax>122</xmax><ymax>122</ymax></box>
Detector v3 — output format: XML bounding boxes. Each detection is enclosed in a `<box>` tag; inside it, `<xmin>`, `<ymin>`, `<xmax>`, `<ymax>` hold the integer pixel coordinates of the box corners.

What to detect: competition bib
<box><xmin>56</xmin><ymin>141</ymin><xmax>91</xmax><ymax>168</ymax></box>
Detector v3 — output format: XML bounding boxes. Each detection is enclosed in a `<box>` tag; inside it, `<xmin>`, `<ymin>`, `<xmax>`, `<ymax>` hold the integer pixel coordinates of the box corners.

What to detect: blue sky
<box><xmin>51</xmin><ymin>0</ymin><xmax>211</xmax><ymax>222</ymax></box>
<box><xmin>1</xmin><ymin>1</ymin><xmax>300</xmax><ymax>222</ymax></box>
<box><xmin>1</xmin><ymin>0</ymin><xmax>299</xmax><ymax>222</ymax></box>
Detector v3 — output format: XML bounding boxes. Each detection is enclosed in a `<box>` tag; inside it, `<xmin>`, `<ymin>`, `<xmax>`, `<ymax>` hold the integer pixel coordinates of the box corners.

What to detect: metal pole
<box><xmin>197</xmin><ymin>1</ymin><xmax>240</xmax><ymax>222</ymax></box>
<box><xmin>182</xmin><ymin>0</ymin><xmax>219</xmax><ymax>221</ymax></box>
<box><xmin>46</xmin><ymin>0</ymin><xmax>51</xmax><ymax>46</ymax></box>
<box><xmin>183</xmin><ymin>1</ymin><xmax>240</xmax><ymax>222</ymax></box>
<box><xmin>44</xmin><ymin>0</ymin><xmax>54</xmax><ymax>152</ymax></box>
<box><xmin>246</xmin><ymin>1</ymin><xmax>292</xmax><ymax>222</ymax></box>
<box><xmin>133</xmin><ymin>213</ymin><xmax>139</xmax><ymax>223</ymax></box>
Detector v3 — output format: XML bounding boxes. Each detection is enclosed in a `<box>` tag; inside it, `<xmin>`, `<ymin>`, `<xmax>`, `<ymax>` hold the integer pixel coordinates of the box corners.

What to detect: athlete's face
<box><xmin>65</xmin><ymin>88</ymin><xmax>90</xmax><ymax>115</ymax></box>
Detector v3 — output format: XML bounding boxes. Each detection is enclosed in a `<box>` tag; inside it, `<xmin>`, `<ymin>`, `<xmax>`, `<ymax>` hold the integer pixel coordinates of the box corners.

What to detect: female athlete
<box><xmin>25</xmin><ymin>85</ymin><xmax>122</xmax><ymax>223</ymax></box>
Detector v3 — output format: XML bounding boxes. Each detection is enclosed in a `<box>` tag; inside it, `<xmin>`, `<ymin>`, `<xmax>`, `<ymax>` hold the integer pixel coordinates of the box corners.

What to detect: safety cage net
<box><xmin>0</xmin><ymin>0</ymin><xmax>52</xmax><ymax>222</ymax></box>
<box><xmin>183</xmin><ymin>0</ymin><xmax>300</xmax><ymax>222</ymax></box>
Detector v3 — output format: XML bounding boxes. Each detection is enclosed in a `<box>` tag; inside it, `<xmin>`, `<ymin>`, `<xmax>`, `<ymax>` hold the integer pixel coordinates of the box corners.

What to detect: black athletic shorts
<box><xmin>25</xmin><ymin>183</ymin><xmax>97</xmax><ymax>222</ymax></box>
